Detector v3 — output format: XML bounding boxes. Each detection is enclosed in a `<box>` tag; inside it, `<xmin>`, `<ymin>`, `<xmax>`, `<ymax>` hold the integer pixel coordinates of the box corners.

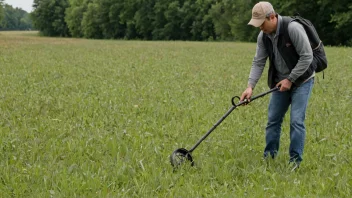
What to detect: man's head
<box><xmin>248</xmin><ymin>2</ymin><xmax>277</xmax><ymax>34</ymax></box>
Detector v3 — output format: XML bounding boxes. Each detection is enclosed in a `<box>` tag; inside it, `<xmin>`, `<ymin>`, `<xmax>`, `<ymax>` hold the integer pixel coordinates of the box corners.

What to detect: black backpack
<box><xmin>285</xmin><ymin>15</ymin><xmax>328</xmax><ymax>73</ymax></box>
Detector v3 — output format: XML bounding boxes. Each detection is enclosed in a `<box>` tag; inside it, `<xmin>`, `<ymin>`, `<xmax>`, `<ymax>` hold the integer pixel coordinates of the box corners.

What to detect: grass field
<box><xmin>0</xmin><ymin>31</ymin><xmax>351</xmax><ymax>197</ymax></box>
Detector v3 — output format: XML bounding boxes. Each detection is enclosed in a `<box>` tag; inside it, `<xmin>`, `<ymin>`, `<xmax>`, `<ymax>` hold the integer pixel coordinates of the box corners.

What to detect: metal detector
<box><xmin>170</xmin><ymin>87</ymin><xmax>279</xmax><ymax>168</ymax></box>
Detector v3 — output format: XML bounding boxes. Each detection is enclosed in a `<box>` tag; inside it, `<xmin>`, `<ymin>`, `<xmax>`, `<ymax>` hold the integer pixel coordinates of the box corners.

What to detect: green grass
<box><xmin>0</xmin><ymin>31</ymin><xmax>351</xmax><ymax>197</ymax></box>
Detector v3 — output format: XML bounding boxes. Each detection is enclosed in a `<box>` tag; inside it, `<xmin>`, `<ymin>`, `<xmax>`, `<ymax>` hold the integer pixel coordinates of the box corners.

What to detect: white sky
<box><xmin>4</xmin><ymin>0</ymin><xmax>34</xmax><ymax>13</ymax></box>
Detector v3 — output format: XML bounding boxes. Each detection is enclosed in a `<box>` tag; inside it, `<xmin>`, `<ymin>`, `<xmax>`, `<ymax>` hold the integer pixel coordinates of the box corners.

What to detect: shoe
<box><xmin>288</xmin><ymin>161</ymin><xmax>300</xmax><ymax>172</ymax></box>
<box><xmin>263</xmin><ymin>150</ymin><xmax>277</xmax><ymax>159</ymax></box>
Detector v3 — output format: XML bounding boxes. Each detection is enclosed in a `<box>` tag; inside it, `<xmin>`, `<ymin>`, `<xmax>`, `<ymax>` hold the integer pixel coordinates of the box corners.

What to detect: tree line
<box><xmin>0</xmin><ymin>0</ymin><xmax>33</xmax><ymax>30</ymax></box>
<box><xmin>4</xmin><ymin>0</ymin><xmax>352</xmax><ymax>46</ymax></box>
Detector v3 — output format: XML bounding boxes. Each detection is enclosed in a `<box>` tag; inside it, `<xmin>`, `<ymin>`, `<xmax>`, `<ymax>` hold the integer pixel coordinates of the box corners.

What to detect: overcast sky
<box><xmin>4</xmin><ymin>0</ymin><xmax>34</xmax><ymax>13</ymax></box>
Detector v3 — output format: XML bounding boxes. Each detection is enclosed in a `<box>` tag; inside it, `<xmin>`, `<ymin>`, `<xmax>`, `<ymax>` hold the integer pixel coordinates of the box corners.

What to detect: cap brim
<box><xmin>248</xmin><ymin>18</ymin><xmax>265</xmax><ymax>27</ymax></box>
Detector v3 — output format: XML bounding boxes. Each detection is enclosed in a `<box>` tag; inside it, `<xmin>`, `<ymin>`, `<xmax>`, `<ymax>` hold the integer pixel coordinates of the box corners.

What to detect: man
<box><xmin>240</xmin><ymin>1</ymin><xmax>315</xmax><ymax>170</ymax></box>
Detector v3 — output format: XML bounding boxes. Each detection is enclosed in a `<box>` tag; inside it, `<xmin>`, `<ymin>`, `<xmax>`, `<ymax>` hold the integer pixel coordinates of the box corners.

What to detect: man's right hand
<box><xmin>240</xmin><ymin>87</ymin><xmax>253</xmax><ymax>102</ymax></box>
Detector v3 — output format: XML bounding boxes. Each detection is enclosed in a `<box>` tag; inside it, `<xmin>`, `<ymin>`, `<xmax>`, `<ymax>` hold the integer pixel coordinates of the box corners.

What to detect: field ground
<box><xmin>0</xmin><ymin>31</ymin><xmax>351</xmax><ymax>197</ymax></box>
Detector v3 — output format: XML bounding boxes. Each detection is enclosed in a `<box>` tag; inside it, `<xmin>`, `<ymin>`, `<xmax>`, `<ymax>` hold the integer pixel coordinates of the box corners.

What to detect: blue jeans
<box><xmin>264</xmin><ymin>78</ymin><xmax>314</xmax><ymax>163</ymax></box>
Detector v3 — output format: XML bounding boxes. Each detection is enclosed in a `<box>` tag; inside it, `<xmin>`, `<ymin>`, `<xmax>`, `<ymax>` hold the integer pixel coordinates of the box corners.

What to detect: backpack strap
<box><xmin>290</xmin><ymin>16</ymin><xmax>322</xmax><ymax>50</ymax></box>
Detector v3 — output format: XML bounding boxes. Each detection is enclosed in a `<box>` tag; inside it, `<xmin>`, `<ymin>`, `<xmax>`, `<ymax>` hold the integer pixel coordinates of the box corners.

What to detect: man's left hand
<box><xmin>276</xmin><ymin>79</ymin><xmax>292</xmax><ymax>92</ymax></box>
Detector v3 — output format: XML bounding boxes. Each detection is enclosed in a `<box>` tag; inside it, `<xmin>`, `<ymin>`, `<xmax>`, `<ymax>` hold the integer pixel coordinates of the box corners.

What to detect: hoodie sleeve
<box><xmin>287</xmin><ymin>21</ymin><xmax>313</xmax><ymax>83</ymax></box>
<box><xmin>248</xmin><ymin>31</ymin><xmax>268</xmax><ymax>89</ymax></box>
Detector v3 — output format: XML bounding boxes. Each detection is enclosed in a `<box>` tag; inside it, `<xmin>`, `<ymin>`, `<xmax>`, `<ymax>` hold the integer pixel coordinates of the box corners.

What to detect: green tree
<box><xmin>106</xmin><ymin>0</ymin><xmax>127</xmax><ymax>39</ymax></box>
<box><xmin>81</xmin><ymin>1</ymin><xmax>103</xmax><ymax>38</ymax></box>
<box><xmin>189</xmin><ymin>0</ymin><xmax>216</xmax><ymax>41</ymax></box>
<box><xmin>326</xmin><ymin>1</ymin><xmax>352</xmax><ymax>46</ymax></box>
<box><xmin>1</xmin><ymin>4</ymin><xmax>20</xmax><ymax>29</ymax></box>
<box><xmin>65</xmin><ymin>0</ymin><xmax>91</xmax><ymax>37</ymax></box>
<box><xmin>134</xmin><ymin>0</ymin><xmax>154</xmax><ymax>40</ymax></box>
<box><xmin>163</xmin><ymin>1</ymin><xmax>183</xmax><ymax>40</ymax></box>
<box><xmin>98</xmin><ymin>0</ymin><xmax>126</xmax><ymax>39</ymax></box>
<box><xmin>19</xmin><ymin>13</ymin><xmax>33</xmax><ymax>29</ymax></box>
<box><xmin>0</xmin><ymin>4</ymin><xmax>33</xmax><ymax>30</ymax></box>
<box><xmin>152</xmin><ymin>0</ymin><xmax>168</xmax><ymax>40</ymax></box>
<box><xmin>209</xmin><ymin>0</ymin><xmax>236</xmax><ymax>40</ymax></box>
<box><xmin>229</xmin><ymin>0</ymin><xmax>257</xmax><ymax>42</ymax></box>
<box><xmin>0</xmin><ymin>0</ymin><xmax>4</xmax><ymax>23</ymax></box>
<box><xmin>31</xmin><ymin>0</ymin><xmax>70</xmax><ymax>36</ymax></box>
<box><xmin>179</xmin><ymin>0</ymin><xmax>197</xmax><ymax>40</ymax></box>
<box><xmin>119</xmin><ymin>0</ymin><xmax>138</xmax><ymax>39</ymax></box>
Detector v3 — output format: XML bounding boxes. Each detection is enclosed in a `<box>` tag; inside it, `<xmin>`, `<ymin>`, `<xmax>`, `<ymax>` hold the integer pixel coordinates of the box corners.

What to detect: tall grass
<box><xmin>0</xmin><ymin>31</ymin><xmax>351</xmax><ymax>197</ymax></box>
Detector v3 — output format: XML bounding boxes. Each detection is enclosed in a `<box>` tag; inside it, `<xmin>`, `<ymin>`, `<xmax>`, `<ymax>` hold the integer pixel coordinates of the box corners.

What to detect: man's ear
<box><xmin>269</xmin><ymin>14</ymin><xmax>276</xmax><ymax>21</ymax></box>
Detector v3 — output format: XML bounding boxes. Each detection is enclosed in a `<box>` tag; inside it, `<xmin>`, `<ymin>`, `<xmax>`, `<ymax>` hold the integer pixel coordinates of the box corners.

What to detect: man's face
<box><xmin>260</xmin><ymin>16</ymin><xmax>276</xmax><ymax>34</ymax></box>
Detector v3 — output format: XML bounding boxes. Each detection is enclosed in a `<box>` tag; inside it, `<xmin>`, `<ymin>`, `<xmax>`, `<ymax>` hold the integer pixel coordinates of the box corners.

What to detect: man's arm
<box><xmin>248</xmin><ymin>31</ymin><xmax>268</xmax><ymax>89</ymax></box>
<box><xmin>241</xmin><ymin>32</ymin><xmax>268</xmax><ymax>101</ymax></box>
<box><xmin>286</xmin><ymin>21</ymin><xmax>313</xmax><ymax>83</ymax></box>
